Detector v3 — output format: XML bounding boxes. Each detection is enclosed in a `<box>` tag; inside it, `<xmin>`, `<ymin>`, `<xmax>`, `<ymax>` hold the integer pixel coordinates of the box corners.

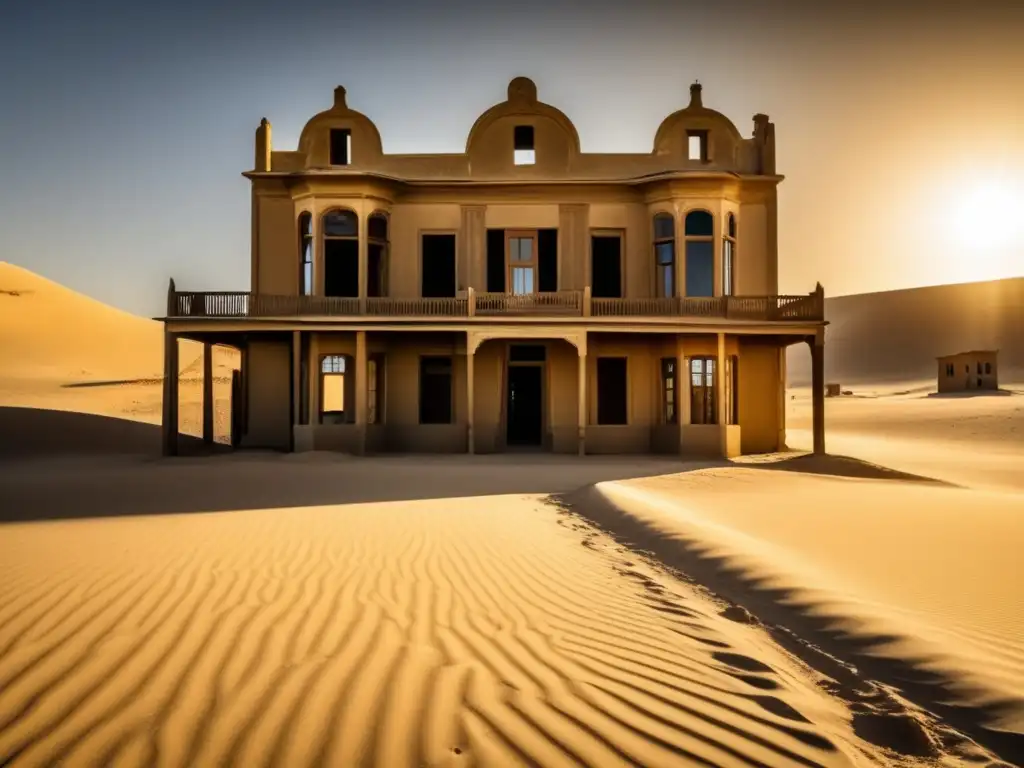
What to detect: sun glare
<box><xmin>951</xmin><ymin>180</ymin><xmax>1024</xmax><ymax>249</ymax></box>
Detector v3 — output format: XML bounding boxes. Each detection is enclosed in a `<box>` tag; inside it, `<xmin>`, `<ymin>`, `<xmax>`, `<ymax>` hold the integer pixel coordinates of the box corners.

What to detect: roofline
<box><xmin>935</xmin><ymin>350</ymin><xmax>999</xmax><ymax>359</ymax></box>
<box><xmin>241</xmin><ymin>169</ymin><xmax>785</xmax><ymax>186</ymax></box>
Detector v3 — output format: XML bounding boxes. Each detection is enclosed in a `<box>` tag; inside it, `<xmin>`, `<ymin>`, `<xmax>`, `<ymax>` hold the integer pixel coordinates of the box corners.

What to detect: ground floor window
<box><xmin>690</xmin><ymin>357</ymin><xmax>716</xmax><ymax>424</ymax></box>
<box><xmin>660</xmin><ymin>357</ymin><xmax>677</xmax><ymax>424</ymax></box>
<box><xmin>320</xmin><ymin>354</ymin><xmax>348</xmax><ymax>424</ymax></box>
<box><xmin>597</xmin><ymin>357</ymin><xmax>628</xmax><ymax>425</ymax></box>
<box><xmin>419</xmin><ymin>356</ymin><xmax>453</xmax><ymax>424</ymax></box>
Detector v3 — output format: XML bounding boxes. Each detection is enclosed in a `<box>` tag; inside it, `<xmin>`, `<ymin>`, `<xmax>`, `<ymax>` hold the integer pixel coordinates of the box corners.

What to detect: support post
<box><xmin>777</xmin><ymin>344</ymin><xmax>788</xmax><ymax>451</ymax></box>
<box><xmin>292</xmin><ymin>330</ymin><xmax>302</xmax><ymax>426</ymax></box>
<box><xmin>355</xmin><ymin>330</ymin><xmax>368</xmax><ymax>455</ymax></box>
<box><xmin>810</xmin><ymin>330</ymin><xmax>825</xmax><ymax>454</ymax></box>
<box><xmin>716</xmin><ymin>332</ymin><xmax>727</xmax><ymax>456</ymax></box>
<box><xmin>202</xmin><ymin>342</ymin><xmax>214</xmax><ymax>445</ymax></box>
<box><xmin>583</xmin><ymin>285</ymin><xmax>592</xmax><ymax>317</ymax></box>
<box><xmin>161</xmin><ymin>329</ymin><xmax>179</xmax><ymax>456</ymax></box>
<box><xmin>466</xmin><ymin>334</ymin><xmax>475</xmax><ymax>454</ymax></box>
<box><xmin>677</xmin><ymin>335</ymin><xmax>689</xmax><ymax>455</ymax></box>
<box><xmin>577</xmin><ymin>344</ymin><xmax>587</xmax><ymax>456</ymax></box>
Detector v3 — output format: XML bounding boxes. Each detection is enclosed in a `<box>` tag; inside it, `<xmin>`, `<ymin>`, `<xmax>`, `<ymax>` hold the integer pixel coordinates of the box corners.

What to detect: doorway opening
<box><xmin>506</xmin><ymin>344</ymin><xmax>545</xmax><ymax>447</ymax></box>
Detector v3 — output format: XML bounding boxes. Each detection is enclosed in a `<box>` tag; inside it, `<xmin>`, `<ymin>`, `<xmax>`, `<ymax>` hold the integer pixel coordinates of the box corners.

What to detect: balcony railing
<box><xmin>166</xmin><ymin>282</ymin><xmax>824</xmax><ymax>322</ymax></box>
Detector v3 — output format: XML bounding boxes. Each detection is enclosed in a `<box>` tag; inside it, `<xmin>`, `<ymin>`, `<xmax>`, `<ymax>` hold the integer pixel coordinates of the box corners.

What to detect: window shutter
<box><xmin>486</xmin><ymin>229</ymin><xmax>505</xmax><ymax>293</ymax></box>
<box><xmin>538</xmin><ymin>229</ymin><xmax>558</xmax><ymax>292</ymax></box>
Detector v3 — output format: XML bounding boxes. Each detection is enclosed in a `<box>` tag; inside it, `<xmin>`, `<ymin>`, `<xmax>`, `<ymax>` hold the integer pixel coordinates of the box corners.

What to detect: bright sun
<box><xmin>951</xmin><ymin>180</ymin><xmax>1024</xmax><ymax>252</ymax></box>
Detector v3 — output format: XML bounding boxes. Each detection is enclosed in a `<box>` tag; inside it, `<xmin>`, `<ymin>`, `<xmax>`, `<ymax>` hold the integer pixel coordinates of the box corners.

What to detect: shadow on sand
<box><xmin>558</xmin><ymin>481</ymin><xmax>1023</xmax><ymax>765</ymax></box>
<box><xmin>925</xmin><ymin>389</ymin><xmax>1017</xmax><ymax>399</ymax></box>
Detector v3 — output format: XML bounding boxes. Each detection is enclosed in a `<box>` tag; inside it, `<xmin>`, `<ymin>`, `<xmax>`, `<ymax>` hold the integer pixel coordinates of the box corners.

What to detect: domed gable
<box><xmin>653</xmin><ymin>83</ymin><xmax>743</xmax><ymax>162</ymax></box>
<box><xmin>298</xmin><ymin>86</ymin><xmax>384</xmax><ymax>169</ymax></box>
<box><xmin>465</xmin><ymin>77</ymin><xmax>581</xmax><ymax>175</ymax></box>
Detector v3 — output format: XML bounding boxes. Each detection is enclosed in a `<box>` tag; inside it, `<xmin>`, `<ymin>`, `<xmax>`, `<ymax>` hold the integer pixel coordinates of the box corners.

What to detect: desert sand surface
<box><xmin>1</xmin><ymin>264</ymin><xmax>1021</xmax><ymax>765</ymax></box>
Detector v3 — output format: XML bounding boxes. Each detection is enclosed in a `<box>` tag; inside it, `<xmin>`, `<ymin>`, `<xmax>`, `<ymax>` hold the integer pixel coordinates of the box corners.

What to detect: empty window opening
<box><xmin>330</xmin><ymin>128</ymin><xmax>351</xmax><ymax>165</ymax></box>
<box><xmin>690</xmin><ymin>356</ymin><xmax>717</xmax><ymax>425</ymax></box>
<box><xmin>421</xmin><ymin>233</ymin><xmax>457</xmax><ymax>297</ymax></box>
<box><xmin>368</xmin><ymin>213</ymin><xmax>388</xmax><ymax>298</ymax></box>
<box><xmin>723</xmin><ymin>213</ymin><xmax>736</xmax><ymax>296</ymax></box>
<box><xmin>323</xmin><ymin>209</ymin><xmax>359</xmax><ymax>297</ymax></box>
<box><xmin>687</xmin><ymin>130</ymin><xmax>708</xmax><ymax>162</ymax></box>
<box><xmin>486</xmin><ymin>229</ymin><xmax>506</xmax><ymax>292</ymax></box>
<box><xmin>660</xmin><ymin>357</ymin><xmax>677</xmax><ymax>425</ymax></box>
<box><xmin>419</xmin><ymin>356</ymin><xmax>453</xmax><ymax>424</ymax></box>
<box><xmin>514</xmin><ymin>125</ymin><xmax>535</xmax><ymax>165</ymax></box>
<box><xmin>653</xmin><ymin>213</ymin><xmax>675</xmax><ymax>299</ymax></box>
<box><xmin>985</xmin><ymin>362</ymin><xmax>992</xmax><ymax>374</ymax></box>
<box><xmin>299</xmin><ymin>212</ymin><xmax>313</xmax><ymax>295</ymax></box>
<box><xmin>320</xmin><ymin>355</ymin><xmax>350</xmax><ymax>424</ymax></box>
<box><xmin>597</xmin><ymin>357</ymin><xmax>628</xmax><ymax>425</ymax></box>
<box><xmin>591</xmin><ymin>233</ymin><xmax>623</xmax><ymax>298</ymax></box>
<box><xmin>685</xmin><ymin>210</ymin><xmax>715</xmax><ymax>298</ymax></box>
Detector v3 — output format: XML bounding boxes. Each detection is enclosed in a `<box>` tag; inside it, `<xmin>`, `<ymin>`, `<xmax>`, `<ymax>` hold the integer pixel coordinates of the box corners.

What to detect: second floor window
<box><xmin>508</xmin><ymin>233</ymin><xmax>536</xmax><ymax>294</ymax></box>
<box><xmin>323</xmin><ymin>209</ymin><xmax>359</xmax><ymax>298</ymax></box>
<box><xmin>299</xmin><ymin>212</ymin><xmax>313</xmax><ymax>295</ymax></box>
<box><xmin>368</xmin><ymin>213</ymin><xmax>388</xmax><ymax>298</ymax></box>
<box><xmin>653</xmin><ymin>213</ymin><xmax>675</xmax><ymax>299</ymax></box>
<box><xmin>723</xmin><ymin>213</ymin><xmax>736</xmax><ymax>296</ymax></box>
<box><xmin>685</xmin><ymin>210</ymin><xmax>715</xmax><ymax>297</ymax></box>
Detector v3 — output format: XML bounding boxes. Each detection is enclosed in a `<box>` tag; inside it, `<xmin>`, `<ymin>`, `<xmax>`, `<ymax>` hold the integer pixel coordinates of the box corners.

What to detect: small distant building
<box><xmin>825</xmin><ymin>383</ymin><xmax>841</xmax><ymax>397</ymax></box>
<box><xmin>936</xmin><ymin>350</ymin><xmax>998</xmax><ymax>393</ymax></box>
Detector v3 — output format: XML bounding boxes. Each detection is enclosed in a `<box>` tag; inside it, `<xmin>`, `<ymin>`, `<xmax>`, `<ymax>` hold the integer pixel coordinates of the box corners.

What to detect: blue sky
<box><xmin>1</xmin><ymin>0</ymin><xmax>1021</xmax><ymax>315</ymax></box>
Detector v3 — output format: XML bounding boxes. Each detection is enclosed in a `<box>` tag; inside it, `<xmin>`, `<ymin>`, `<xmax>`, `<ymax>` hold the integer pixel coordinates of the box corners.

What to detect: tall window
<box><xmin>320</xmin><ymin>355</ymin><xmax>347</xmax><ymax>424</ymax></box>
<box><xmin>419</xmin><ymin>356</ymin><xmax>453</xmax><ymax>424</ymax></box>
<box><xmin>685</xmin><ymin>210</ymin><xmax>715</xmax><ymax>297</ymax></box>
<box><xmin>368</xmin><ymin>213</ymin><xmax>388</xmax><ymax>297</ymax></box>
<box><xmin>508</xmin><ymin>233</ymin><xmax>536</xmax><ymax>295</ymax></box>
<box><xmin>323</xmin><ymin>209</ymin><xmax>359</xmax><ymax>297</ymax></box>
<box><xmin>299</xmin><ymin>212</ymin><xmax>313</xmax><ymax>296</ymax></box>
<box><xmin>330</xmin><ymin>128</ymin><xmax>351</xmax><ymax>165</ymax></box>
<box><xmin>723</xmin><ymin>213</ymin><xmax>736</xmax><ymax>296</ymax></box>
<box><xmin>725</xmin><ymin>355</ymin><xmax>739</xmax><ymax>425</ymax></box>
<box><xmin>690</xmin><ymin>356</ymin><xmax>716</xmax><ymax>425</ymax></box>
<box><xmin>368</xmin><ymin>355</ymin><xmax>384</xmax><ymax>425</ymax></box>
<box><xmin>597</xmin><ymin>358</ymin><xmax>628</xmax><ymax>425</ymax></box>
<box><xmin>687</xmin><ymin>130</ymin><xmax>708</xmax><ymax>162</ymax></box>
<box><xmin>653</xmin><ymin>213</ymin><xmax>675</xmax><ymax>298</ymax></box>
<box><xmin>660</xmin><ymin>358</ymin><xmax>677</xmax><ymax>424</ymax></box>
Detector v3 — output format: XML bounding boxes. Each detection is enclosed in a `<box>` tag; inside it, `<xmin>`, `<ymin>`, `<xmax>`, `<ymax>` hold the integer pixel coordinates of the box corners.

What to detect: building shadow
<box><xmin>744</xmin><ymin>452</ymin><xmax>956</xmax><ymax>486</ymax></box>
<box><xmin>924</xmin><ymin>389</ymin><xmax>1016</xmax><ymax>399</ymax></box>
<box><xmin>558</xmin><ymin>483</ymin><xmax>1024</xmax><ymax>765</ymax></box>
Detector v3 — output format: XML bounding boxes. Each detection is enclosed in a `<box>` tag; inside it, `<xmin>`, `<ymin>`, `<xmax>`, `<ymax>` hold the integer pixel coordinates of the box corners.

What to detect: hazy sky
<box><xmin>1</xmin><ymin>0</ymin><xmax>1022</xmax><ymax>316</ymax></box>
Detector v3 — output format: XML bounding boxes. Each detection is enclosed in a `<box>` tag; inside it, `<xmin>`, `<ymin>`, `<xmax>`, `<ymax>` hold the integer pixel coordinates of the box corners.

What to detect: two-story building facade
<box><xmin>160</xmin><ymin>77</ymin><xmax>826</xmax><ymax>458</ymax></box>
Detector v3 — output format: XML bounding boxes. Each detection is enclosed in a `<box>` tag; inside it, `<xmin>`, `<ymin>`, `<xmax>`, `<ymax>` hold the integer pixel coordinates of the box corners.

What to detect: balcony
<box><xmin>166</xmin><ymin>284</ymin><xmax>823</xmax><ymax>322</ymax></box>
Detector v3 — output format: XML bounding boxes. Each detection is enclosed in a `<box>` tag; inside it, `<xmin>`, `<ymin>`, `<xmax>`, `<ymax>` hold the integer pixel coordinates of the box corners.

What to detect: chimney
<box><xmin>334</xmin><ymin>85</ymin><xmax>348</xmax><ymax>109</ymax></box>
<box><xmin>752</xmin><ymin>113</ymin><xmax>775</xmax><ymax>175</ymax></box>
<box><xmin>255</xmin><ymin>117</ymin><xmax>271</xmax><ymax>172</ymax></box>
<box><xmin>689</xmin><ymin>81</ymin><xmax>703</xmax><ymax>108</ymax></box>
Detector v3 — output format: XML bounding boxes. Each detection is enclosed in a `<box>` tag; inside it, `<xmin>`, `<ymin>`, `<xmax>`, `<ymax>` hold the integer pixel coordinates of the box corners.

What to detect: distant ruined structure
<box><xmin>936</xmin><ymin>350</ymin><xmax>999</xmax><ymax>393</ymax></box>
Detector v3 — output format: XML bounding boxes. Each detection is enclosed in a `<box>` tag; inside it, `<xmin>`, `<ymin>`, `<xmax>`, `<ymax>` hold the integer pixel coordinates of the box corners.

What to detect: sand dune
<box><xmin>0</xmin><ymin>456</ymin><xmax>904</xmax><ymax>768</ymax></box>
<box><xmin>787</xmin><ymin>277</ymin><xmax>1024</xmax><ymax>386</ymax></box>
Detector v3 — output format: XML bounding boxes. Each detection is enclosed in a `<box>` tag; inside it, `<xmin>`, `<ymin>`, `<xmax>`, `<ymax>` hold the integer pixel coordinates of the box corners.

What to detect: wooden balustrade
<box><xmin>167</xmin><ymin>288</ymin><xmax>823</xmax><ymax>321</ymax></box>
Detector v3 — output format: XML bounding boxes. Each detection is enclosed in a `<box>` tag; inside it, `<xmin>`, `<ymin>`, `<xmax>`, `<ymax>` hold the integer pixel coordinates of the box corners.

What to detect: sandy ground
<box><xmin>2</xmin><ymin>262</ymin><xmax>1022</xmax><ymax>765</ymax></box>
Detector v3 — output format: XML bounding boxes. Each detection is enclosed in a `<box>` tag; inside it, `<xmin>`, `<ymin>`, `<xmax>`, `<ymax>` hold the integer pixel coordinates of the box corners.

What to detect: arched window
<box><xmin>298</xmin><ymin>212</ymin><xmax>313</xmax><ymax>295</ymax></box>
<box><xmin>322</xmin><ymin>209</ymin><xmax>359</xmax><ymax>297</ymax></box>
<box><xmin>368</xmin><ymin>212</ymin><xmax>389</xmax><ymax>298</ymax></box>
<box><xmin>653</xmin><ymin>213</ymin><xmax>675</xmax><ymax>298</ymax></box>
<box><xmin>685</xmin><ymin>210</ymin><xmax>714</xmax><ymax>297</ymax></box>
<box><xmin>723</xmin><ymin>213</ymin><xmax>736</xmax><ymax>296</ymax></box>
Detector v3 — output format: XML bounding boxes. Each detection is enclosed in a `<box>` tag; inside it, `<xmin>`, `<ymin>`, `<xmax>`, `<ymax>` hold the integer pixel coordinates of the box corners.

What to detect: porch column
<box><xmin>161</xmin><ymin>329</ymin><xmax>179</xmax><ymax>456</ymax></box>
<box><xmin>777</xmin><ymin>344</ymin><xmax>788</xmax><ymax>451</ymax></box>
<box><xmin>202</xmin><ymin>342</ymin><xmax>214</xmax><ymax>445</ymax></box>
<box><xmin>355</xmin><ymin>330</ymin><xmax>368</xmax><ymax>455</ymax></box>
<box><xmin>810</xmin><ymin>330</ymin><xmax>825</xmax><ymax>454</ymax></box>
<box><xmin>677</xmin><ymin>335</ymin><xmax>689</xmax><ymax>455</ymax></box>
<box><xmin>716</xmin><ymin>332</ymin><xmax>727</xmax><ymax>456</ymax></box>
<box><xmin>291</xmin><ymin>330</ymin><xmax>302</xmax><ymax>426</ymax></box>
<box><xmin>577</xmin><ymin>344</ymin><xmax>587</xmax><ymax>456</ymax></box>
<box><xmin>358</xmin><ymin>210</ymin><xmax>368</xmax><ymax>312</ymax></box>
<box><xmin>466</xmin><ymin>335</ymin><xmax>475</xmax><ymax>454</ymax></box>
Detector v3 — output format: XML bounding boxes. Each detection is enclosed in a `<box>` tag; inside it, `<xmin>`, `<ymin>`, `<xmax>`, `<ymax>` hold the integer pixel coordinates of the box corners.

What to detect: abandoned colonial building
<box><xmin>937</xmin><ymin>350</ymin><xmax>999</xmax><ymax>393</ymax></box>
<box><xmin>161</xmin><ymin>77</ymin><xmax>826</xmax><ymax>457</ymax></box>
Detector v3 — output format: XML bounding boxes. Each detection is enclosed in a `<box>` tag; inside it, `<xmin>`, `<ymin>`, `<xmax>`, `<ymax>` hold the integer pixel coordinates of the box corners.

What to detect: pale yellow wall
<box><xmin>244</xmin><ymin>338</ymin><xmax>291</xmax><ymax>449</ymax></box>
<box><xmin>255</xmin><ymin>193</ymin><xmax>299</xmax><ymax>295</ymax></box>
<box><xmin>737</xmin><ymin>341</ymin><xmax>782</xmax><ymax>454</ymax></box>
<box><xmin>737</xmin><ymin>202</ymin><xmax>770</xmax><ymax>295</ymax></box>
<box><xmin>468</xmin><ymin>114</ymin><xmax>575</xmax><ymax>177</ymax></box>
<box><xmin>389</xmin><ymin>203</ymin><xmax>462</xmax><ymax>298</ymax></box>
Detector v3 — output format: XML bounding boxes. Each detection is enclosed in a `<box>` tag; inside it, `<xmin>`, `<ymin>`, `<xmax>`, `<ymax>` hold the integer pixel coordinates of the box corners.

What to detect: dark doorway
<box><xmin>591</xmin><ymin>234</ymin><xmax>622</xmax><ymax>298</ymax></box>
<box><xmin>507</xmin><ymin>366</ymin><xmax>543</xmax><ymax>446</ymax></box>
<box><xmin>325</xmin><ymin>240</ymin><xmax>358</xmax><ymax>297</ymax></box>
<box><xmin>422</xmin><ymin>234</ymin><xmax>456</xmax><ymax>297</ymax></box>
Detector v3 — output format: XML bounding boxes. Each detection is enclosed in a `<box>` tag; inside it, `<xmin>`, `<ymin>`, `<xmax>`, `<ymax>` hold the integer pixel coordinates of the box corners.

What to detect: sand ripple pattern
<box><xmin>0</xmin><ymin>496</ymin><xmax>869</xmax><ymax>767</ymax></box>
